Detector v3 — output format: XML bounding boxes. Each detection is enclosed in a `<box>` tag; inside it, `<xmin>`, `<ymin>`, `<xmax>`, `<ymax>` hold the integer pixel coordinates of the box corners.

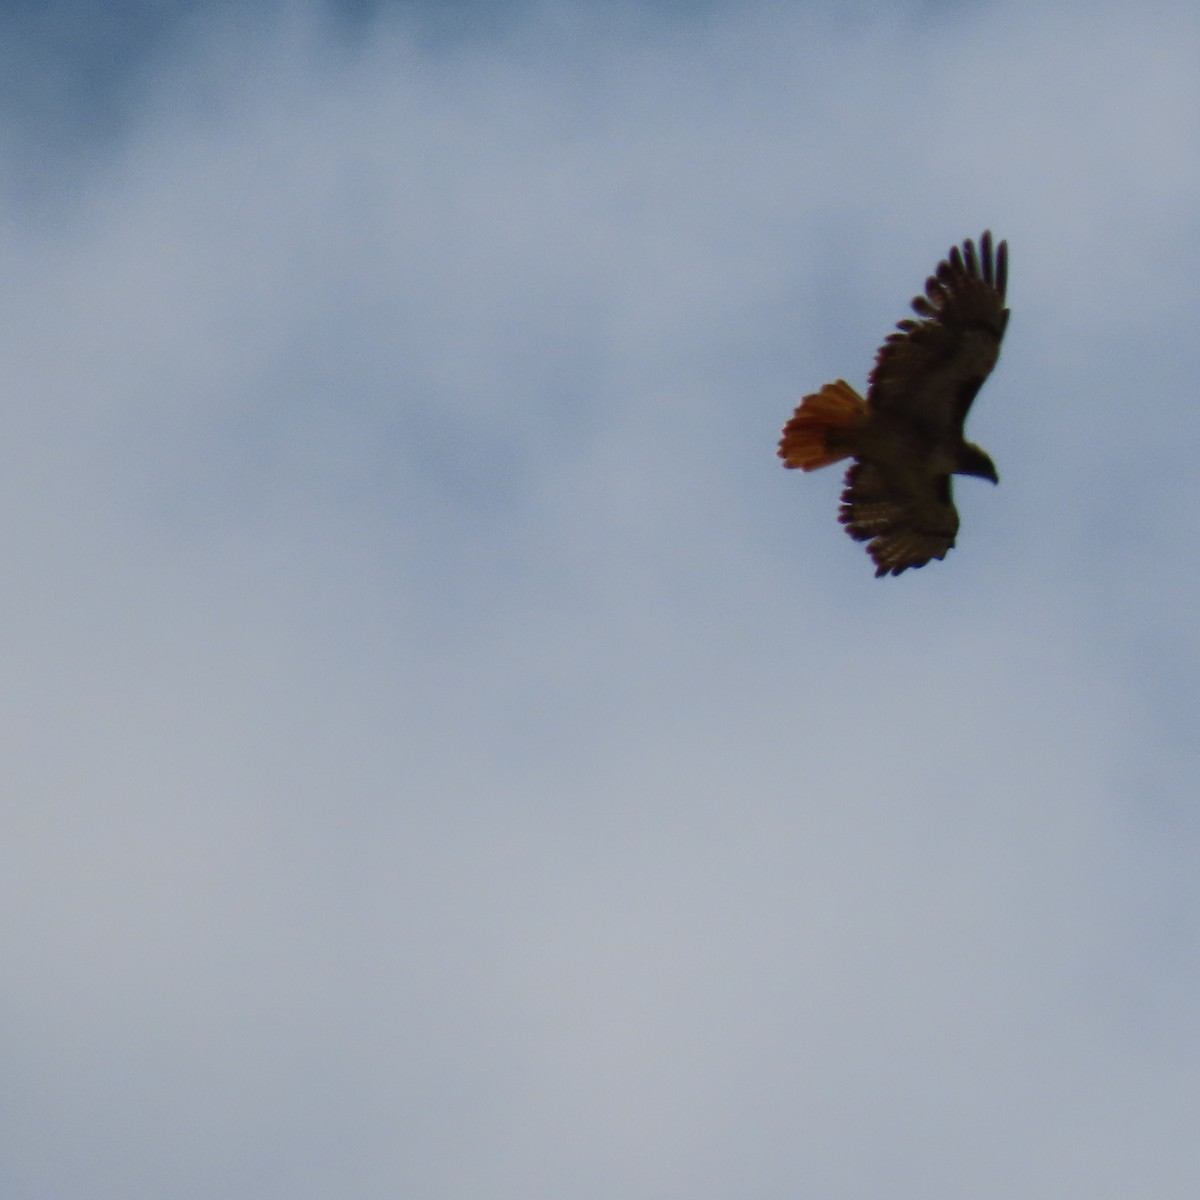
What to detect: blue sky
<box><xmin>3</xmin><ymin>1</ymin><xmax>1200</xmax><ymax>1196</ymax></box>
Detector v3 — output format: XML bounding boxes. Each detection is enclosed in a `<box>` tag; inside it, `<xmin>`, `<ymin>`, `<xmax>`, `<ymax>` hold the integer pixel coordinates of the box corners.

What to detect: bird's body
<box><xmin>779</xmin><ymin>232</ymin><xmax>1008</xmax><ymax>577</ymax></box>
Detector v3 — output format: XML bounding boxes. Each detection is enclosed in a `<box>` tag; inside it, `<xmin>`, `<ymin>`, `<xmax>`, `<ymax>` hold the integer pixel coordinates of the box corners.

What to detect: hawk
<box><xmin>778</xmin><ymin>232</ymin><xmax>1009</xmax><ymax>576</ymax></box>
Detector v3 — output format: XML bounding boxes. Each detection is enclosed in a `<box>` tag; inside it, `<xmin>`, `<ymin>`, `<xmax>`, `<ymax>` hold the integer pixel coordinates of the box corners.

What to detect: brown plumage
<box><xmin>779</xmin><ymin>232</ymin><xmax>1009</xmax><ymax>577</ymax></box>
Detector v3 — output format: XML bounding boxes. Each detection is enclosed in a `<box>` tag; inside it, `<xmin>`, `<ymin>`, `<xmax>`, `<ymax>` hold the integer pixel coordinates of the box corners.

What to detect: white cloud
<box><xmin>1</xmin><ymin>2</ymin><xmax>1199</xmax><ymax>1196</ymax></box>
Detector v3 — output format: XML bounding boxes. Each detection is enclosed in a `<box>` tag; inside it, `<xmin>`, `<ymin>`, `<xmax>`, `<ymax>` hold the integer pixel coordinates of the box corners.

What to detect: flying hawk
<box><xmin>778</xmin><ymin>232</ymin><xmax>1009</xmax><ymax>577</ymax></box>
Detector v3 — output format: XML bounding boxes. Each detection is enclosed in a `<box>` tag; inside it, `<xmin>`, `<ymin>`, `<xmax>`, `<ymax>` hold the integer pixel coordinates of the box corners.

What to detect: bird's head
<box><xmin>957</xmin><ymin>442</ymin><xmax>999</xmax><ymax>484</ymax></box>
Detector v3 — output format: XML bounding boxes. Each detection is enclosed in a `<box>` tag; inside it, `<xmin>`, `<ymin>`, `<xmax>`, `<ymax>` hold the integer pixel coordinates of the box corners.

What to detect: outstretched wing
<box><xmin>868</xmin><ymin>232</ymin><xmax>1009</xmax><ymax>433</ymax></box>
<box><xmin>839</xmin><ymin>459</ymin><xmax>959</xmax><ymax>577</ymax></box>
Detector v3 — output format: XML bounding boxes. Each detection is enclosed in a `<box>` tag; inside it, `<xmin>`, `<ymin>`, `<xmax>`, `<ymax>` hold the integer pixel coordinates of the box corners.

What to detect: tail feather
<box><xmin>777</xmin><ymin>380</ymin><xmax>868</xmax><ymax>471</ymax></box>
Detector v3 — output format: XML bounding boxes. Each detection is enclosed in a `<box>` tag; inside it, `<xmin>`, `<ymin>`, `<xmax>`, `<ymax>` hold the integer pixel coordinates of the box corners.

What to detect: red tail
<box><xmin>777</xmin><ymin>380</ymin><xmax>868</xmax><ymax>471</ymax></box>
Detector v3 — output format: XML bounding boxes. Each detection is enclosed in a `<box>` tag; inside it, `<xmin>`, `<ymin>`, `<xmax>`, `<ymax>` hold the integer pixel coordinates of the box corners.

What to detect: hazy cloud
<box><xmin>2</xmin><ymin>2</ymin><xmax>1199</xmax><ymax>1197</ymax></box>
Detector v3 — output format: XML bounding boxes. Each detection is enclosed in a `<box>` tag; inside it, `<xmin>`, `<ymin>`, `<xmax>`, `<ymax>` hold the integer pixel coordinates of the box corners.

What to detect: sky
<box><xmin>2</xmin><ymin>0</ymin><xmax>1200</xmax><ymax>1196</ymax></box>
